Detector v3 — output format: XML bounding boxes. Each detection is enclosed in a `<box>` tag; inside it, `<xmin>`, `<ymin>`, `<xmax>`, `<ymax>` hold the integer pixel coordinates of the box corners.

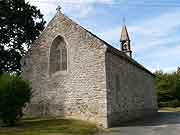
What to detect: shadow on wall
<box><xmin>116</xmin><ymin>112</ymin><xmax>180</xmax><ymax>127</ymax></box>
<box><xmin>22</xmin><ymin>35</ymin><xmax>68</xmax><ymax>117</ymax></box>
<box><xmin>24</xmin><ymin>83</ymin><xmax>66</xmax><ymax>117</ymax></box>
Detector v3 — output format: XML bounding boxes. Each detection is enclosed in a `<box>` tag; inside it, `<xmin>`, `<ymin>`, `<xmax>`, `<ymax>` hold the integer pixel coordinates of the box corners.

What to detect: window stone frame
<box><xmin>49</xmin><ymin>35</ymin><xmax>68</xmax><ymax>77</ymax></box>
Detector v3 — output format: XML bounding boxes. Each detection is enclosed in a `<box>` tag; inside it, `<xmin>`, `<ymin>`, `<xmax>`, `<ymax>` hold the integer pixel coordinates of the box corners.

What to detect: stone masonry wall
<box><xmin>105</xmin><ymin>51</ymin><xmax>158</xmax><ymax>127</ymax></box>
<box><xmin>22</xmin><ymin>12</ymin><xmax>108</xmax><ymax>127</ymax></box>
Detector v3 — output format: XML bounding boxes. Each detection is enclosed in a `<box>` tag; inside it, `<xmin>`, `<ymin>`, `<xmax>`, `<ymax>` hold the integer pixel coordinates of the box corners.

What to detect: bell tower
<box><xmin>120</xmin><ymin>24</ymin><xmax>132</xmax><ymax>58</ymax></box>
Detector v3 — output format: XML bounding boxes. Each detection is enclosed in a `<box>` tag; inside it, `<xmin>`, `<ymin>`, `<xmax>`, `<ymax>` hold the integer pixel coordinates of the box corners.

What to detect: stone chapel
<box><xmin>22</xmin><ymin>9</ymin><xmax>158</xmax><ymax>128</ymax></box>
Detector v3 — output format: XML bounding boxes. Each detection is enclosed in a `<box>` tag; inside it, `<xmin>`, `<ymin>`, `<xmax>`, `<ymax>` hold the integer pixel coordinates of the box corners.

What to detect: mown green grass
<box><xmin>0</xmin><ymin>117</ymin><xmax>98</xmax><ymax>135</ymax></box>
<box><xmin>159</xmin><ymin>107</ymin><xmax>180</xmax><ymax>112</ymax></box>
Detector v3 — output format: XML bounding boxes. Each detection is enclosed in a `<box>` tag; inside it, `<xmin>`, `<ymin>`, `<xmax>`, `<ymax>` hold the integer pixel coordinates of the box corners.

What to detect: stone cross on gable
<box><xmin>56</xmin><ymin>5</ymin><xmax>62</xmax><ymax>13</ymax></box>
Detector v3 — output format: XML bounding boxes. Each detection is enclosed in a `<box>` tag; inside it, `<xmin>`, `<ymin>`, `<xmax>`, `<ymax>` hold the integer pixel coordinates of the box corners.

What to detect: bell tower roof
<box><xmin>120</xmin><ymin>25</ymin><xmax>130</xmax><ymax>42</ymax></box>
<box><xmin>120</xmin><ymin>24</ymin><xmax>132</xmax><ymax>58</ymax></box>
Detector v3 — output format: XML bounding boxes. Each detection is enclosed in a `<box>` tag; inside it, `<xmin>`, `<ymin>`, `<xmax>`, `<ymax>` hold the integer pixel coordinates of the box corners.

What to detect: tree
<box><xmin>0</xmin><ymin>0</ymin><xmax>46</xmax><ymax>73</ymax></box>
<box><xmin>177</xmin><ymin>67</ymin><xmax>180</xmax><ymax>74</ymax></box>
<box><xmin>0</xmin><ymin>74</ymin><xmax>32</xmax><ymax>126</ymax></box>
<box><xmin>155</xmin><ymin>67</ymin><xmax>180</xmax><ymax>107</ymax></box>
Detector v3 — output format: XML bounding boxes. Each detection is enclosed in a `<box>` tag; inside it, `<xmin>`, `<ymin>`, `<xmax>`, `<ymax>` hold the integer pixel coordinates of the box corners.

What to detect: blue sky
<box><xmin>27</xmin><ymin>0</ymin><xmax>180</xmax><ymax>72</ymax></box>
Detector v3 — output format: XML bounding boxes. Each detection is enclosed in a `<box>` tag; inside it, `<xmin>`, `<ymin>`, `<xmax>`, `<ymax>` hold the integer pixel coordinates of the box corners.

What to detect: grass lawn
<box><xmin>0</xmin><ymin>117</ymin><xmax>98</xmax><ymax>135</ymax></box>
<box><xmin>159</xmin><ymin>107</ymin><xmax>180</xmax><ymax>112</ymax></box>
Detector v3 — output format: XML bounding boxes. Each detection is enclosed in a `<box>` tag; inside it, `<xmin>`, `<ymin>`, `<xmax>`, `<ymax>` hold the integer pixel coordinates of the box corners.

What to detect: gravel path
<box><xmin>101</xmin><ymin>112</ymin><xmax>180</xmax><ymax>135</ymax></box>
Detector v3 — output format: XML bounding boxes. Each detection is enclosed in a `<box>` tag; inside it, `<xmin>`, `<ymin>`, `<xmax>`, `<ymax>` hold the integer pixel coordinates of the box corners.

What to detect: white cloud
<box><xmin>26</xmin><ymin>0</ymin><xmax>58</xmax><ymax>21</ymax></box>
<box><xmin>129</xmin><ymin>12</ymin><xmax>180</xmax><ymax>37</ymax></box>
<box><xmin>100</xmin><ymin>11</ymin><xmax>180</xmax><ymax>46</ymax></box>
<box><xmin>26</xmin><ymin>0</ymin><xmax>115</xmax><ymax>21</ymax></box>
<box><xmin>61</xmin><ymin>0</ymin><xmax>113</xmax><ymax>4</ymax></box>
<box><xmin>61</xmin><ymin>0</ymin><xmax>115</xmax><ymax>18</ymax></box>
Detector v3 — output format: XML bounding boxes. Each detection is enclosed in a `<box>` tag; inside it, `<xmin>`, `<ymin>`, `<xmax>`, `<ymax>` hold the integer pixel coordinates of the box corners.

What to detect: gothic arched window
<box><xmin>50</xmin><ymin>36</ymin><xmax>67</xmax><ymax>75</ymax></box>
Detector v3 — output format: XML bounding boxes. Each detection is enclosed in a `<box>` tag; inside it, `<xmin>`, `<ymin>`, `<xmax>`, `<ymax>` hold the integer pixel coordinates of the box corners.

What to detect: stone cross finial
<box><xmin>56</xmin><ymin>5</ymin><xmax>62</xmax><ymax>12</ymax></box>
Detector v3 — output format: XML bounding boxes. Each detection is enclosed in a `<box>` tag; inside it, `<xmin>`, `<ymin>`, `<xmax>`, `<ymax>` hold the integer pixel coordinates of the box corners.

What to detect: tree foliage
<box><xmin>0</xmin><ymin>74</ymin><xmax>32</xmax><ymax>126</ymax></box>
<box><xmin>155</xmin><ymin>67</ymin><xmax>180</xmax><ymax>107</ymax></box>
<box><xmin>0</xmin><ymin>0</ymin><xmax>46</xmax><ymax>73</ymax></box>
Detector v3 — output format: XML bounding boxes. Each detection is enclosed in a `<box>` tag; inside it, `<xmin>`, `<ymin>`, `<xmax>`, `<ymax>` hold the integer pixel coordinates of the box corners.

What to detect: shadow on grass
<box><xmin>115</xmin><ymin>112</ymin><xmax>180</xmax><ymax>127</ymax></box>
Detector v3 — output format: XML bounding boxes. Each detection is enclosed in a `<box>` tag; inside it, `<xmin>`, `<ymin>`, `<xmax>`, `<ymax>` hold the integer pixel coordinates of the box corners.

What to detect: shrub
<box><xmin>0</xmin><ymin>74</ymin><xmax>32</xmax><ymax>126</ymax></box>
<box><xmin>158</xmin><ymin>100</ymin><xmax>180</xmax><ymax>108</ymax></box>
